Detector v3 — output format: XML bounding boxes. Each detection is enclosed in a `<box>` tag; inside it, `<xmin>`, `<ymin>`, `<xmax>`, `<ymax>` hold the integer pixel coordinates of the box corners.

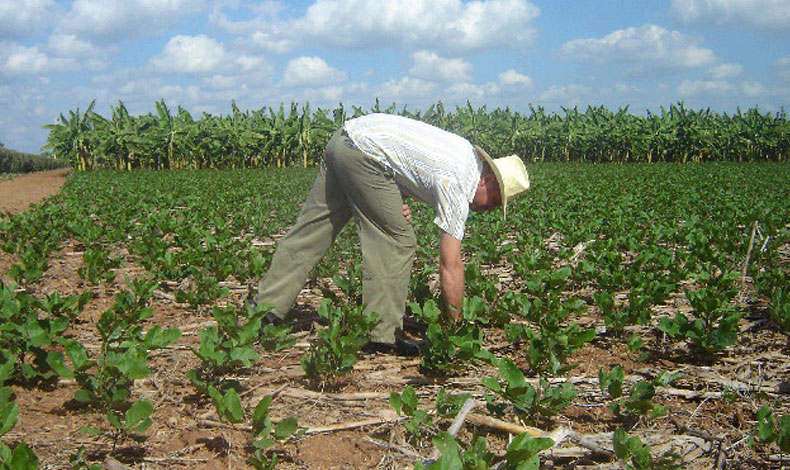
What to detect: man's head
<box><xmin>472</xmin><ymin>146</ymin><xmax>530</xmax><ymax>219</ymax></box>
<box><xmin>471</xmin><ymin>165</ymin><xmax>502</xmax><ymax>212</ymax></box>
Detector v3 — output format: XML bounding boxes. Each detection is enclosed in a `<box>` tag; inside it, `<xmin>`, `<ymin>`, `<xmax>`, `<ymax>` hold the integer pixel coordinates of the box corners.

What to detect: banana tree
<box><xmin>43</xmin><ymin>101</ymin><xmax>97</xmax><ymax>170</ymax></box>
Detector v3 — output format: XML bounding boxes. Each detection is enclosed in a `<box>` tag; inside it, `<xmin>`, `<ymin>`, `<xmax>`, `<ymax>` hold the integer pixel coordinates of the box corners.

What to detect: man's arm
<box><xmin>439</xmin><ymin>230</ymin><xmax>464</xmax><ymax>321</ymax></box>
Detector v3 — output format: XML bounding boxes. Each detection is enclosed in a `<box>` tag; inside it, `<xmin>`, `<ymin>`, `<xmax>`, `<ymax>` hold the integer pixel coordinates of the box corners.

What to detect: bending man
<box><xmin>251</xmin><ymin>113</ymin><xmax>530</xmax><ymax>355</ymax></box>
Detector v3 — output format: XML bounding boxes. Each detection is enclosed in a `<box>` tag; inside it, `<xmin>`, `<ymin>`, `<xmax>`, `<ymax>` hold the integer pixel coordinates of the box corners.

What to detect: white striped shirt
<box><xmin>344</xmin><ymin>113</ymin><xmax>482</xmax><ymax>240</ymax></box>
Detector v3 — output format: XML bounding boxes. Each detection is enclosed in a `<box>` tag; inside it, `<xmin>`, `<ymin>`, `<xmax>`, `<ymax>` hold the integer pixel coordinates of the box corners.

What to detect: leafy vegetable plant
<box><xmin>410</xmin><ymin>298</ymin><xmax>496</xmax><ymax>373</ymax></box>
<box><xmin>483</xmin><ymin>357</ymin><xmax>576</xmax><ymax>425</ymax></box>
<box><xmin>750</xmin><ymin>406</ymin><xmax>790</xmax><ymax>453</ymax></box>
<box><xmin>300</xmin><ymin>299</ymin><xmax>378</xmax><ymax>382</ymax></box>
<box><xmin>0</xmin><ymin>283</ymin><xmax>74</xmax><ymax>385</ymax></box>
<box><xmin>390</xmin><ymin>385</ymin><xmax>433</xmax><ymax>444</ymax></box>
<box><xmin>62</xmin><ymin>277</ymin><xmax>181</xmax><ymax>449</ymax></box>
<box><xmin>0</xmin><ymin>388</ymin><xmax>39</xmax><ymax>469</ymax></box>
<box><xmin>248</xmin><ymin>395</ymin><xmax>301</xmax><ymax>470</ymax></box>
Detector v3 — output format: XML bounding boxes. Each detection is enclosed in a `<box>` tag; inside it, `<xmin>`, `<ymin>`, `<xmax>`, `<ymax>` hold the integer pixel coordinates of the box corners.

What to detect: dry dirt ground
<box><xmin>0</xmin><ymin>170</ymin><xmax>788</xmax><ymax>470</ymax></box>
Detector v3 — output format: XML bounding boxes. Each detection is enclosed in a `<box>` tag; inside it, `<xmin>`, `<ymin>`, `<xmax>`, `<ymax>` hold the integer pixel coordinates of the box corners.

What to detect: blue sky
<box><xmin>1</xmin><ymin>0</ymin><xmax>789</xmax><ymax>154</ymax></box>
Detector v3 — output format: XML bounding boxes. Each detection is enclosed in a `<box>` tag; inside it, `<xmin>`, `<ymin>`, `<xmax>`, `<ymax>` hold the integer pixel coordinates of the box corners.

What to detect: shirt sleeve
<box><xmin>433</xmin><ymin>180</ymin><xmax>470</xmax><ymax>241</ymax></box>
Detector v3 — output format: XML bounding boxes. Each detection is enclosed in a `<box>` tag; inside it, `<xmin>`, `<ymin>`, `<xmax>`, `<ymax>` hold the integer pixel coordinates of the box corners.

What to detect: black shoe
<box><xmin>362</xmin><ymin>337</ymin><xmax>421</xmax><ymax>356</ymax></box>
<box><xmin>247</xmin><ymin>297</ymin><xmax>286</xmax><ymax>327</ymax></box>
<box><xmin>262</xmin><ymin>311</ymin><xmax>286</xmax><ymax>326</ymax></box>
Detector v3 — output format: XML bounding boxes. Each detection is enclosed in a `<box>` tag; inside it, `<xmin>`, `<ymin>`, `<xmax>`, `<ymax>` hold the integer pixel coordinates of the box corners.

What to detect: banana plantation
<box><xmin>43</xmin><ymin>99</ymin><xmax>790</xmax><ymax>171</ymax></box>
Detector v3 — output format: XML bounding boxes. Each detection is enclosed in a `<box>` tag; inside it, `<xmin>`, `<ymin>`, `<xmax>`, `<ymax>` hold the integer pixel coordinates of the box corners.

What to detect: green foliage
<box><xmin>300</xmin><ymin>299</ymin><xmax>378</xmax><ymax>381</ymax></box>
<box><xmin>599</xmin><ymin>365</ymin><xmax>625</xmax><ymax>398</ymax></box>
<box><xmin>768</xmin><ymin>288</ymin><xmax>790</xmax><ymax>332</ymax></box>
<box><xmin>750</xmin><ymin>406</ymin><xmax>790</xmax><ymax>453</ymax></box>
<box><xmin>600</xmin><ymin>369</ymin><xmax>681</xmax><ymax>421</ymax></box>
<box><xmin>0</xmin><ymin>283</ymin><xmax>75</xmax><ymax>385</ymax></box>
<box><xmin>505</xmin><ymin>287</ymin><xmax>594</xmax><ymax>377</ymax></box>
<box><xmin>43</xmin><ymin>100</ymin><xmax>790</xmax><ymax>171</ymax></box>
<box><xmin>435</xmin><ymin>388</ymin><xmax>472</xmax><ymax>419</ymax></box>
<box><xmin>0</xmin><ymin>146</ymin><xmax>68</xmax><ymax>174</ymax></box>
<box><xmin>68</xmin><ymin>447</ymin><xmax>100</xmax><ymax>470</ymax></box>
<box><xmin>0</xmin><ymin>388</ymin><xmax>39</xmax><ymax>469</ymax></box>
<box><xmin>390</xmin><ymin>386</ymin><xmax>433</xmax><ymax>443</ymax></box>
<box><xmin>77</xmin><ymin>246</ymin><xmax>122</xmax><ymax>285</ymax></box>
<box><xmin>410</xmin><ymin>298</ymin><xmax>496</xmax><ymax>373</ymax></box>
<box><xmin>613</xmin><ymin>428</ymin><xmax>683</xmax><ymax>470</ymax></box>
<box><xmin>207</xmin><ymin>386</ymin><xmax>244</xmax><ymax>424</ymax></box>
<box><xmin>187</xmin><ymin>302</ymin><xmax>288</xmax><ymax>402</ymax></box>
<box><xmin>248</xmin><ymin>396</ymin><xmax>301</xmax><ymax>470</ymax></box>
<box><xmin>483</xmin><ymin>358</ymin><xmax>576</xmax><ymax>426</ymax></box>
<box><xmin>63</xmin><ymin>278</ymin><xmax>180</xmax><ymax>449</ymax></box>
<box><xmin>415</xmin><ymin>431</ymin><xmax>552</xmax><ymax>470</ymax></box>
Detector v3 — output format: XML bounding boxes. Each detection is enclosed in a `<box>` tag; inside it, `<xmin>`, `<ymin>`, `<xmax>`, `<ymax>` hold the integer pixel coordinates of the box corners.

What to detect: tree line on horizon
<box><xmin>41</xmin><ymin>99</ymin><xmax>789</xmax><ymax>171</ymax></box>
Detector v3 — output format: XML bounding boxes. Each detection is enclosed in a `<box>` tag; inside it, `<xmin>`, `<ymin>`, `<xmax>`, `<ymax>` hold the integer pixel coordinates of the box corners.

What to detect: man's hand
<box><xmin>402</xmin><ymin>203</ymin><xmax>411</xmax><ymax>223</ymax></box>
<box><xmin>439</xmin><ymin>231</ymin><xmax>464</xmax><ymax>321</ymax></box>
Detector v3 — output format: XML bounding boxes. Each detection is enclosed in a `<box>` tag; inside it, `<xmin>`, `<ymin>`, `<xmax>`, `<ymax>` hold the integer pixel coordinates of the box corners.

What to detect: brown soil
<box><xmin>1</xmin><ymin>171</ymin><xmax>788</xmax><ymax>470</ymax></box>
<box><xmin>0</xmin><ymin>168</ymin><xmax>71</xmax><ymax>214</ymax></box>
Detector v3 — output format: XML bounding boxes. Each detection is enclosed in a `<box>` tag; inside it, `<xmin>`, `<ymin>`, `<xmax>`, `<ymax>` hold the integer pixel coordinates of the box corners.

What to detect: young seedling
<box><xmin>300</xmin><ymin>299</ymin><xmax>378</xmax><ymax>382</ymax></box>
<box><xmin>248</xmin><ymin>395</ymin><xmax>302</xmax><ymax>470</ymax></box>
<box><xmin>390</xmin><ymin>385</ymin><xmax>433</xmax><ymax>444</ymax></box>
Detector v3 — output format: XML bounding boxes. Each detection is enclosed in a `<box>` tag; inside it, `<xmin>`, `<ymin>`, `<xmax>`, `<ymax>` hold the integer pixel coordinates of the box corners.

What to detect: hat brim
<box><xmin>473</xmin><ymin>145</ymin><xmax>508</xmax><ymax>219</ymax></box>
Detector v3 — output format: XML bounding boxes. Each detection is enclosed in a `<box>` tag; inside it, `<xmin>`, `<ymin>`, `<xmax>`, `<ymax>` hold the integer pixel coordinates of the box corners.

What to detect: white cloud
<box><xmin>2</xmin><ymin>43</ymin><xmax>50</xmax><ymax>75</ymax></box>
<box><xmin>670</xmin><ymin>0</ymin><xmax>790</xmax><ymax>31</ymax></box>
<box><xmin>377</xmin><ymin>77</ymin><xmax>439</xmax><ymax>101</ymax></box>
<box><xmin>708</xmin><ymin>63</ymin><xmax>743</xmax><ymax>79</ymax></box>
<box><xmin>249</xmin><ymin>32</ymin><xmax>293</xmax><ymax>54</ymax></box>
<box><xmin>1</xmin><ymin>33</ymin><xmax>113</xmax><ymax>76</ymax></box>
<box><xmin>148</xmin><ymin>35</ymin><xmax>229</xmax><ymax>74</ymax></box>
<box><xmin>447</xmin><ymin>82</ymin><xmax>499</xmax><ymax>100</ymax></box>
<box><xmin>776</xmin><ymin>57</ymin><xmax>790</xmax><ymax>83</ymax></box>
<box><xmin>741</xmin><ymin>81</ymin><xmax>767</xmax><ymax>97</ymax></box>
<box><xmin>282</xmin><ymin>56</ymin><xmax>347</xmax><ymax>87</ymax></box>
<box><xmin>539</xmin><ymin>84</ymin><xmax>594</xmax><ymax>106</ymax></box>
<box><xmin>58</xmin><ymin>0</ymin><xmax>209</xmax><ymax>42</ymax></box>
<box><xmin>228</xmin><ymin>0</ymin><xmax>539</xmax><ymax>54</ymax></box>
<box><xmin>0</xmin><ymin>0</ymin><xmax>58</xmax><ymax>39</ymax></box>
<box><xmin>48</xmin><ymin>34</ymin><xmax>100</xmax><ymax>57</ymax></box>
<box><xmin>498</xmin><ymin>69</ymin><xmax>532</xmax><ymax>87</ymax></box>
<box><xmin>408</xmin><ymin>51</ymin><xmax>472</xmax><ymax>83</ymax></box>
<box><xmin>235</xmin><ymin>55</ymin><xmax>267</xmax><ymax>73</ymax></box>
<box><xmin>677</xmin><ymin>79</ymin><xmax>736</xmax><ymax>97</ymax></box>
<box><xmin>560</xmin><ymin>24</ymin><xmax>717</xmax><ymax>73</ymax></box>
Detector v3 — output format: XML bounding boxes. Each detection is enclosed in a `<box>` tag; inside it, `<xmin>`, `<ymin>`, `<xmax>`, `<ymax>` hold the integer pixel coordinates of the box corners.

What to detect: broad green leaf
<box><xmin>125</xmin><ymin>400</ymin><xmax>154</xmax><ymax>429</ymax></box>
<box><xmin>273</xmin><ymin>417</ymin><xmax>298</xmax><ymax>439</ymax></box>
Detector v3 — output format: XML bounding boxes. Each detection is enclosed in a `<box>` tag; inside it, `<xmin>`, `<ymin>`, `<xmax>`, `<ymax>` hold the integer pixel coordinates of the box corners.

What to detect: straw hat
<box><xmin>474</xmin><ymin>145</ymin><xmax>530</xmax><ymax>220</ymax></box>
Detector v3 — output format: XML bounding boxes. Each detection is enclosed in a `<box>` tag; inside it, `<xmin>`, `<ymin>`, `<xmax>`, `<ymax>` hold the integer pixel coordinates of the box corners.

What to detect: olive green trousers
<box><xmin>253</xmin><ymin>129</ymin><xmax>417</xmax><ymax>343</ymax></box>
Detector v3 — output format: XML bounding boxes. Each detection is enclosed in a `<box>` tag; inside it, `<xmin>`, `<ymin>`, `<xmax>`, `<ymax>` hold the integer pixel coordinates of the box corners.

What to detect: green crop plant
<box><xmin>613</xmin><ymin>428</ymin><xmax>683</xmax><ymax>470</ymax></box>
<box><xmin>483</xmin><ymin>357</ymin><xmax>577</xmax><ymax>426</ymax></box>
<box><xmin>174</xmin><ymin>266</ymin><xmax>230</xmax><ymax>306</ymax></box>
<box><xmin>77</xmin><ymin>246</ymin><xmax>122</xmax><ymax>285</ymax></box>
<box><xmin>248</xmin><ymin>395</ymin><xmax>302</xmax><ymax>470</ymax></box>
<box><xmin>435</xmin><ymin>388</ymin><xmax>472</xmax><ymax>419</ymax></box>
<box><xmin>415</xmin><ymin>430</ymin><xmax>553</xmax><ymax>470</ymax></box>
<box><xmin>61</xmin><ymin>277</ymin><xmax>181</xmax><ymax>450</ymax></box>
<box><xmin>750</xmin><ymin>406</ymin><xmax>790</xmax><ymax>453</ymax></box>
<box><xmin>505</xmin><ymin>286</ymin><xmax>594</xmax><ymax>377</ymax></box>
<box><xmin>658</xmin><ymin>268</ymin><xmax>742</xmax><ymax>354</ymax></box>
<box><xmin>300</xmin><ymin>299</ymin><xmax>378</xmax><ymax>382</ymax></box>
<box><xmin>0</xmin><ymin>388</ymin><xmax>39</xmax><ymax>469</ymax></box>
<box><xmin>187</xmin><ymin>302</ymin><xmax>287</xmax><ymax>395</ymax></box>
<box><xmin>390</xmin><ymin>385</ymin><xmax>434</xmax><ymax>444</ymax></box>
<box><xmin>0</xmin><ymin>283</ymin><xmax>74</xmax><ymax>385</ymax></box>
<box><xmin>409</xmin><ymin>298</ymin><xmax>496</xmax><ymax>373</ymax></box>
<box><xmin>600</xmin><ymin>368</ymin><xmax>681</xmax><ymax>422</ymax></box>
<box><xmin>768</xmin><ymin>287</ymin><xmax>790</xmax><ymax>332</ymax></box>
